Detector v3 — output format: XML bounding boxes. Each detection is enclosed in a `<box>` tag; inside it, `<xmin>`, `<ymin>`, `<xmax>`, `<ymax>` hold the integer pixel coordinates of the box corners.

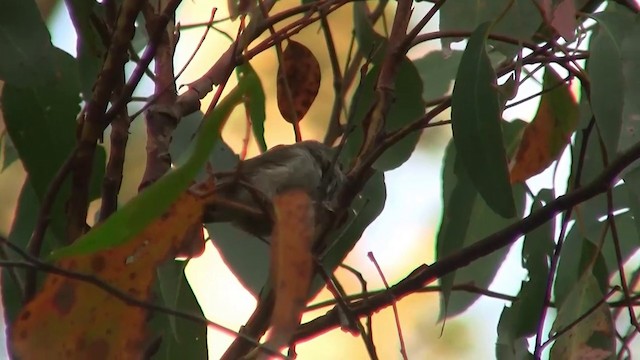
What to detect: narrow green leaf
<box><xmin>66</xmin><ymin>0</ymin><xmax>106</xmax><ymax>101</ymax></box>
<box><xmin>203</xmin><ymin>140</ymin><xmax>270</xmax><ymax>297</ymax></box>
<box><xmin>2</xmin><ymin>48</ymin><xmax>106</xmax><ymax>241</ymax></box>
<box><xmin>495</xmin><ymin>282</ymin><xmax>538</xmax><ymax>360</ymax></box>
<box><xmin>437</xmin><ymin>121</ymin><xmax>526</xmax><ymax>320</ymax></box>
<box><xmin>413</xmin><ymin>50</ymin><xmax>464</xmax><ymax>102</ymax></box>
<box><xmin>0</xmin><ymin>0</ymin><xmax>56</xmax><ymax>86</ymax></box>
<box><xmin>50</xmin><ymin>85</ymin><xmax>246</xmax><ymax>259</ymax></box>
<box><xmin>344</xmin><ymin>58</ymin><xmax>425</xmax><ymax>171</ymax></box>
<box><xmin>451</xmin><ymin>22</ymin><xmax>515</xmax><ymax>218</ymax></box>
<box><xmin>439</xmin><ymin>0</ymin><xmax>540</xmax><ymax>58</ymax></box>
<box><xmin>618</xmin><ymin>18</ymin><xmax>640</xmax><ymax>154</ymax></box>
<box><xmin>150</xmin><ymin>261</ymin><xmax>207</xmax><ymax>359</ymax></box>
<box><xmin>555</xmin><ymin>209</ymin><xmax>638</xmax><ymax>305</ymax></box>
<box><xmin>623</xmin><ymin>167</ymin><xmax>640</xmax><ymax>238</ymax></box>
<box><xmin>1</xmin><ymin>181</ymin><xmax>58</xmax><ymax>323</ymax></box>
<box><xmin>551</xmin><ymin>273</ymin><xmax>614</xmax><ymax>360</ymax></box>
<box><xmin>495</xmin><ymin>189</ymin><xmax>554</xmax><ymax>359</ymax></box>
<box><xmin>0</xmin><ymin>132</ymin><xmax>19</xmax><ymax>172</ymax></box>
<box><xmin>2</xmin><ymin>48</ymin><xmax>80</xmax><ymax>200</ymax></box>
<box><xmin>353</xmin><ymin>1</ymin><xmax>387</xmax><ymax>63</ymax></box>
<box><xmin>313</xmin><ymin>170</ymin><xmax>386</xmax><ymax>295</ymax></box>
<box><xmin>588</xmin><ymin>7</ymin><xmax>635</xmax><ymax>155</ymax></box>
<box><xmin>237</xmin><ymin>63</ymin><xmax>267</xmax><ymax>152</ymax></box>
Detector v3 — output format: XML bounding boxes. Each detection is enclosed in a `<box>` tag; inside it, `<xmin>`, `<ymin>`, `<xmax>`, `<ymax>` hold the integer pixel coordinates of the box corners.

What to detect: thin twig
<box><xmin>368</xmin><ymin>252</ymin><xmax>407</xmax><ymax>360</ymax></box>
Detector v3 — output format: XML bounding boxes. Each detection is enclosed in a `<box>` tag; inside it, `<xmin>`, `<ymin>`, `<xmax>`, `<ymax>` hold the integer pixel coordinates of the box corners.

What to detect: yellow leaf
<box><xmin>262</xmin><ymin>189</ymin><xmax>315</xmax><ymax>357</ymax></box>
<box><xmin>9</xmin><ymin>183</ymin><xmax>215</xmax><ymax>359</ymax></box>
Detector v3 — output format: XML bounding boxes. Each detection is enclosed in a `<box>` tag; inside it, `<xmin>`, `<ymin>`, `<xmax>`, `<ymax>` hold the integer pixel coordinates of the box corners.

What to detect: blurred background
<box><xmin>0</xmin><ymin>0</ymin><xmax>585</xmax><ymax>358</ymax></box>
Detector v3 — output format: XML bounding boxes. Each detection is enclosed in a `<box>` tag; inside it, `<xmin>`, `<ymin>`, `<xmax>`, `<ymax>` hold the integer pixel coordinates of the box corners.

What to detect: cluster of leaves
<box><xmin>1</xmin><ymin>0</ymin><xmax>640</xmax><ymax>359</ymax></box>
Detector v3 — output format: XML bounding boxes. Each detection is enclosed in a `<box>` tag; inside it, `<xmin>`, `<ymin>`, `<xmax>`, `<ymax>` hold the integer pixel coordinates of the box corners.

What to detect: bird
<box><xmin>202</xmin><ymin>140</ymin><xmax>346</xmax><ymax>237</ymax></box>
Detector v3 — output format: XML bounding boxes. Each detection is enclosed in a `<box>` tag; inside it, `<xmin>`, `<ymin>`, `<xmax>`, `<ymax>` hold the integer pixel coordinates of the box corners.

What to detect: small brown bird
<box><xmin>203</xmin><ymin>140</ymin><xmax>346</xmax><ymax>237</ymax></box>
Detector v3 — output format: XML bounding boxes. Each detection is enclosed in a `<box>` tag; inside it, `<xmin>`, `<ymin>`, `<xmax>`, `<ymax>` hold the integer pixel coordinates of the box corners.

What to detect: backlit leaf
<box><xmin>550</xmin><ymin>273</ymin><xmax>614</xmax><ymax>360</ymax></box>
<box><xmin>10</xmin><ymin>186</ymin><xmax>214</xmax><ymax>358</ymax></box>
<box><xmin>0</xmin><ymin>0</ymin><xmax>56</xmax><ymax>86</ymax></box>
<box><xmin>262</xmin><ymin>190</ymin><xmax>315</xmax><ymax>356</ymax></box>
<box><xmin>344</xmin><ymin>58</ymin><xmax>425</xmax><ymax>171</ymax></box>
<box><xmin>509</xmin><ymin>67</ymin><xmax>578</xmax><ymax>183</ymax></box>
<box><xmin>588</xmin><ymin>6</ymin><xmax>635</xmax><ymax>155</ymax></box>
<box><xmin>437</xmin><ymin>121</ymin><xmax>526</xmax><ymax>320</ymax></box>
<box><xmin>451</xmin><ymin>22</ymin><xmax>515</xmax><ymax>218</ymax></box>
<box><xmin>439</xmin><ymin>0</ymin><xmax>540</xmax><ymax>58</ymax></box>
<box><xmin>618</xmin><ymin>18</ymin><xmax>640</xmax><ymax>154</ymax></box>
<box><xmin>277</xmin><ymin>40</ymin><xmax>321</xmax><ymax>124</ymax></box>
<box><xmin>237</xmin><ymin>63</ymin><xmax>267</xmax><ymax>152</ymax></box>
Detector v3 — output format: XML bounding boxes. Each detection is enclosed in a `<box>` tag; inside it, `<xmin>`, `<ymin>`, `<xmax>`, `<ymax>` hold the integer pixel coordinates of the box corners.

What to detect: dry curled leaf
<box><xmin>9</xmin><ymin>183</ymin><xmax>215</xmax><ymax>359</ymax></box>
<box><xmin>276</xmin><ymin>40</ymin><xmax>321</xmax><ymax>124</ymax></box>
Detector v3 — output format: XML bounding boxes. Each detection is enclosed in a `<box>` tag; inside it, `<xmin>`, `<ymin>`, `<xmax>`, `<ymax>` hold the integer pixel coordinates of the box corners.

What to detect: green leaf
<box><xmin>207</xmin><ymin>223</ymin><xmax>269</xmax><ymax>297</ymax></box>
<box><xmin>313</xmin><ymin>170</ymin><xmax>386</xmax><ymax>295</ymax></box>
<box><xmin>555</xmin><ymin>209</ymin><xmax>638</xmax><ymax>305</ymax></box>
<box><xmin>550</xmin><ymin>273</ymin><xmax>614</xmax><ymax>360</ymax></box>
<box><xmin>495</xmin><ymin>282</ymin><xmax>539</xmax><ymax>360</ymax></box>
<box><xmin>149</xmin><ymin>260</ymin><xmax>207</xmax><ymax>359</ymax></box>
<box><xmin>618</xmin><ymin>17</ymin><xmax>640</xmax><ymax>154</ymax></box>
<box><xmin>623</xmin><ymin>167</ymin><xmax>640</xmax><ymax>238</ymax></box>
<box><xmin>451</xmin><ymin>22</ymin><xmax>515</xmax><ymax>218</ymax></box>
<box><xmin>1</xmin><ymin>180</ymin><xmax>58</xmax><ymax>323</ymax></box>
<box><xmin>2</xmin><ymin>48</ymin><xmax>80</xmax><ymax>201</ymax></box>
<box><xmin>236</xmin><ymin>63</ymin><xmax>267</xmax><ymax>152</ymax></box>
<box><xmin>439</xmin><ymin>0</ymin><xmax>541</xmax><ymax>59</ymax></box>
<box><xmin>0</xmin><ymin>0</ymin><xmax>56</xmax><ymax>86</ymax></box>
<box><xmin>0</xmin><ymin>132</ymin><xmax>19</xmax><ymax>172</ymax></box>
<box><xmin>50</xmin><ymin>85</ymin><xmax>246</xmax><ymax>259</ymax></box>
<box><xmin>588</xmin><ymin>7</ymin><xmax>636</xmax><ymax>155</ymax></box>
<box><xmin>344</xmin><ymin>58</ymin><xmax>425</xmax><ymax>171</ymax></box>
<box><xmin>2</xmin><ymin>48</ymin><xmax>106</xmax><ymax>241</ymax></box>
<box><xmin>202</xmin><ymin>140</ymin><xmax>270</xmax><ymax>297</ymax></box>
<box><xmin>353</xmin><ymin>1</ymin><xmax>387</xmax><ymax>63</ymax></box>
<box><xmin>437</xmin><ymin>123</ymin><xmax>526</xmax><ymax>320</ymax></box>
<box><xmin>65</xmin><ymin>0</ymin><xmax>106</xmax><ymax>101</ymax></box>
<box><xmin>495</xmin><ymin>189</ymin><xmax>554</xmax><ymax>359</ymax></box>
<box><xmin>413</xmin><ymin>50</ymin><xmax>464</xmax><ymax>102</ymax></box>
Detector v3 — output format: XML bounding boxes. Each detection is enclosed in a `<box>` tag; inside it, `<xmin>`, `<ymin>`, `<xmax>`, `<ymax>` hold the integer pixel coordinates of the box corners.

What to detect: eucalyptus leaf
<box><xmin>344</xmin><ymin>58</ymin><xmax>425</xmax><ymax>171</ymax></box>
<box><xmin>451</xmin><ymin>22</ymin><xmax>515</xmax><ymax>218</ymax></box>
<box><xmin>236</xmin><ymin>63</ymin><xmax>267</xmax><ymax>152</ymax></box>
<box><xmin>0</xmin><ymin>0</ymin><xmax>56</xmax><ymax>86</ymax></box>
<box><xmin>0</xmin><ymin>132</ymin><xmax>19</xmax><ymax>172</ymax></box>
<box><xmin>618</xmin><ymin>18</ymin><xmax>640</xmax><ymax>155</ymax></box>
<box><xmin>150</xmin><ymin>260</ymin><xmax>207</xmax><ymax>359</ymax></box>
<box><xmin>439</xmin><ymin>0</ymin><xmax>540</xmax><ymax>59</ymax></box>
<box><xmin>353</xmin><ymin>1</ymin><xmax>387</xmax><ymax>63</ymax></box>
<box><xmin>313</xmin><ymin>170</ymin><xmax>386</xmax><ymax>295</ymax></box>
<box><xmin>2</xmin><ymin>48</ymin><xmax>105</xmax><ymax>242</ymax></box>
<box><xmin>588</xmin><ymin>8</ymin><xmax>635</xmax><ymax>155</ymax></box>
<box><xmin>437</xmin><ymin>121</ymin><xmax>526</xmax><ymax>320</ymax></box>
<box><xmin>550</xmin><ymin>272</ymin><xmax>614</xmax><ymax>360</ymax></box>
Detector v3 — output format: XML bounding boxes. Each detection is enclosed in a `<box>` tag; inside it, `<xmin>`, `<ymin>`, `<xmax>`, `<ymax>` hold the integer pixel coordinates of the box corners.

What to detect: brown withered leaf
<box><xmin>259</xmin><ymin>189</ymin><xmax>315</xmax><ymax>358</ymax></box>
<box><xmin>509</xmin><ymin>67</ymin><xmax>578</xmax><ymax>183</ymax></box>
<box><xmin>9</xmin><ymin>181</ymin><xmax>216</xmax><ymax>359</ymax></box>
<box><xmin>276</xmin><ymin>40</ymin><xmax>321</xmax><ymax>124</ymax></box>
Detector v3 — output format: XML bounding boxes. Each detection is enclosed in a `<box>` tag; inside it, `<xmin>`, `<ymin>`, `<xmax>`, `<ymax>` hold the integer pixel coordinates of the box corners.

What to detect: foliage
<box><xmin>1</xmin><ymin>0</ymin><xmax>640</xmax><ymax>359</ymax></box>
